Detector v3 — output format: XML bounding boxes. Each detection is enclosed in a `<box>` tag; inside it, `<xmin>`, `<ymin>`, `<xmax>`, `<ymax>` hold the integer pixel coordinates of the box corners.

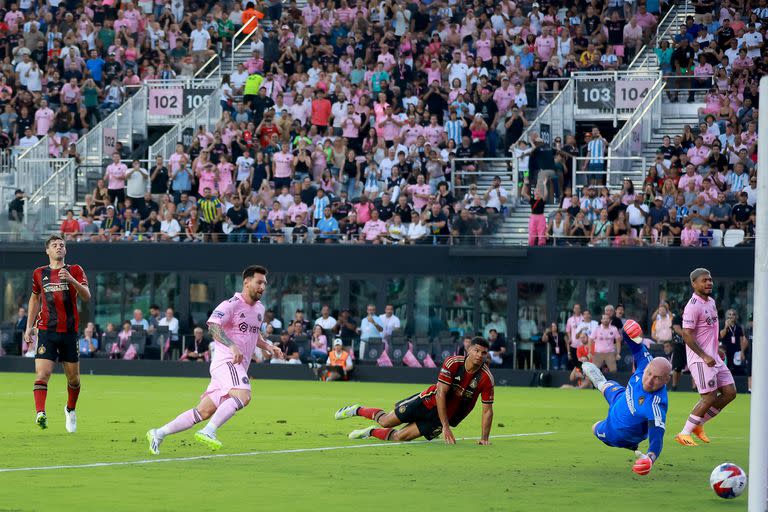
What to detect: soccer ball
<box><xmin>710</xmin><ymin>463</ymin><xmax>747</xmax><ymax>499</ymax></box>
<box><xmin>623</xmin><ymin>319</ymin><xmax>643</xmax><ymax>344</ymax></box>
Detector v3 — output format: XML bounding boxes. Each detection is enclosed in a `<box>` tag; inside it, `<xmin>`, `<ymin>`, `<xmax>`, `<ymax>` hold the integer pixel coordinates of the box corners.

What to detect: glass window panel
<box><xmin>385</xmin><ymin>277</ymin><xmax>409</xmax><ymax>331</ymax></box>
<box><xmin>189</xmin><ymin>276</ymin><xmax>218</xmax><ymax>328</ymax></box>
<box><xmin>726</xmin><ymin>281</ymin><xmax>753</xmax><ymax>326</ymax></box>
<box><xmin>2</xmin><ymin>271</ymin><xmax>28</xmax><ymax>323</ymax></box>
<box><xmin>446</xmin><ymin>277</ymin><xmax>475</xmax><ymax>336</ymax></box>
<box><xmin>349</xmin><ymin>278</ymin><xmax>378</xmax><ymax>319</ymax></box>
<box><xmin>618</xmin><ymin>284</ymin><xmax>649</xmax><ymax>331</ymax></box>
<box><xmin>658</xmin><ymin>281</ymin><xmax>690</xmax><ymax>314</ymax></box>
<box><xmin>517</xmin><ymin>283</ymin><xmax>546</xmax><ymax>340</ymax></box>
<box><xmin>124</xmin><ymin>273</ymin><xmax>152</xmax><ymax>319</ymax></box>
<box><xmin>311</xmin><ymin>275</ymin><xmax>340</xmax><ymax>321</ymax></box>
<box><xmin>479</xmin><ymin>278</ymin><xmax>507</xmax><ymax>337</ymax></box>
<box><xmin>556</xmin><ymin>279</ymin><xmax>579</xmax><ymax>330</ymax></box>
<box><xmin>278</xmin><ymin>275</ymin><xmax>309</xmax><ymax>325</ymax></box>
<box><xmin>586</xmin><ymin>279</ymin><xmax>610</xmax><ymax>317</ymax></box>
<box><xmin>94</xmin><ymin>273</ymin><xmax>122</xmax><ymax>328</ymax></box>
<box><xmin>414</xmin><ymin>277</ymin><xmax>444</xmax><ymax>336</ymax></box>
<box><xmin>154</xmin><ymin>273</ymin><xmax>180</xmax><ymax>310</ymax></box>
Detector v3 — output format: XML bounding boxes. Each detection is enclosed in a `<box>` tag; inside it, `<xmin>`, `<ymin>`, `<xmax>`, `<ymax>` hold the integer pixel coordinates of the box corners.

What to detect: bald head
<box><xmin>642</xmin><ymin>357</ymin><xmax>672</xmax><ymax>392</ymax></box>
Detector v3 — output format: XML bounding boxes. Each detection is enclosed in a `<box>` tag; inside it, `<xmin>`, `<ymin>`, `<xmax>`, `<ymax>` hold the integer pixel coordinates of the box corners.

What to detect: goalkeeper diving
<box><xmin>582</xmin><ymin>319</ymin><xmax>671</xmax><ymax>476</ymax></box>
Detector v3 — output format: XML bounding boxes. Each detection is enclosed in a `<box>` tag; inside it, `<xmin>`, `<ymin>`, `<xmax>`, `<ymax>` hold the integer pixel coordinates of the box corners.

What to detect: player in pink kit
<box><xmin>146</xmin><ymin>265</ymin><xmax>283</xmax><ymax>454</ymax></box>
<box><xmin>674</xmin><ymin>268</ymin><xmax>737</xmax><ymax>447</ymax></box>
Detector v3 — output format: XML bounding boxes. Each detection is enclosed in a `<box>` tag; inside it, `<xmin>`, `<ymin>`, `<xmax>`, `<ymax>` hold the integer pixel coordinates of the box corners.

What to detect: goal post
<box><xmin>748</xmin><ymin>76</ymin><xmax>768</xmax><ymax>512</ymax></box>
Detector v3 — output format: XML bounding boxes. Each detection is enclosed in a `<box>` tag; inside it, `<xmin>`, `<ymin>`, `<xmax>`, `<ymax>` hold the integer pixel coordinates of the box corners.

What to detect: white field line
<box><xmin>0</xmin><ymin>431</ymin><xmax>556</xmax><ymax>473</ymax></box>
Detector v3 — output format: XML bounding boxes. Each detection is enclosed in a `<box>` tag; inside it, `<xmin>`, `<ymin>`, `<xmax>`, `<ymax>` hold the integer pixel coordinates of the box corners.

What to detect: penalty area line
<box><xmin>0</xmin><ymin>431</ymin><xmax>556</xmax><ymax>473</ymax></box>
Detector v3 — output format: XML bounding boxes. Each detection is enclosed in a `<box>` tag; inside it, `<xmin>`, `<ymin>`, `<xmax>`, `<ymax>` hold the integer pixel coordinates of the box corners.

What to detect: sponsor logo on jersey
<box><xmin>238</xmin><ymin>322</ymin><xmax>259</xmax><ymax>333</ymax></box>
<box><xmin>42</xmin><ymin>283</ymin><xmax>69</xmax><ymax>293</ymax></box>
<box><xmin>213</xmin><ymin>310</ymin><xmax>225</xmax><ymax>318</ymax></box>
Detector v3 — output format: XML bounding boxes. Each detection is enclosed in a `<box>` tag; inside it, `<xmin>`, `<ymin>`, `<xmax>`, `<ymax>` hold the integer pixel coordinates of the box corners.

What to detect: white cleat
<box><xmin>582</xmin><ymin>362</ymin><xmax>607</xmax><ymax>390</ymax></box>
<box><xmin>35</xmin><ymin>411</ymin><xmax>48</xmax><ymax>430</ymax></box>
<box><xmin>335</xmin><ymin>404</ymin><xmax>360</xmax><ymax>420</ymax></box>
<box><xmin>348</xmin><ymin>426</ymin><xmax>375</xmax><ymax>440</ymax></box>
<box><xmin>64</xmin><ymin>407</ymin><xmax>77</xmax><ymax>433</ymax></box>
<box><xmin>146</xmin><ymin>429</ymin><xmax>163</xmax><ymax>455</ymax></box>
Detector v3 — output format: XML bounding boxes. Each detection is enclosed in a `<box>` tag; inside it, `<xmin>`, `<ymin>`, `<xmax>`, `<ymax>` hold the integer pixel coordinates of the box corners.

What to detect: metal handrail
<box><xmin>628</xmin><ymin>2</ymin><xmax>680</xmax><ymax>69</ymax></box>
<box><xmin>609</xmin><ymin>78</ymin><xmax>665</xmax><ymax>151</ymax></box>
<box><xmin>519</xmin><ymin>79</ymin><xmax>572</xmax><ymax>144</ymax></box>
<box><xmin>230</xmin><ymin>14</ymin><xmax>263</xmax><ymax>74</ymax></box>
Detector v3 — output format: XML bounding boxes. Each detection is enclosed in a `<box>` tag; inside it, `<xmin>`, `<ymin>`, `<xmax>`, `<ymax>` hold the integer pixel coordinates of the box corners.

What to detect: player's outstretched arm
<box><xmin>622</xmin><ymin>330</ymin><xmax>652</xmax><ymax>372</ymax></box>
<box><xmin>435</xmin><ymin>381</ymin><xmax>456</xmax><ymax>445</ymax></box>
<box><xmin>478</xmin><ymin>403</ymin><xmax>493</xmax><ymax>445</ymax></box>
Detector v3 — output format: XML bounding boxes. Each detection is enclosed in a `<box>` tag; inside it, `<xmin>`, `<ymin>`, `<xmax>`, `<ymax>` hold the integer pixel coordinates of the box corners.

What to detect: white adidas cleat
<box><xmin>146</xmin><ymin>429</ymin><xmax>163</xmax><ymax>455</ymax></box>
<box><xmin>348</xmin><ymin>426</ymin><xmax>375</xmax><ymax>440</ymax></box>
<box><xmin>64</xmin><ymin>407</ymin><xmax>77</xmax><ymax>433</ymax></box>
<box><xmin>582</xmin><ymin>362</ymin><xmax>607</xmax><ymax>390</ymax></box>
<box><xmin>36</xmin><ymin>411</ymin><xmax>48</xmax><ymax>430</ymax></box>
<box><xmin>335</xmin><ymin>404</ymin><xmax>360</xmax><ymax>420</ymax></box>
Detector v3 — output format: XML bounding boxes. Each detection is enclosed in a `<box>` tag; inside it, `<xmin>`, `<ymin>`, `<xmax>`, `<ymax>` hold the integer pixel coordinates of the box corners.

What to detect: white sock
<box><xmin>200</xmin><ymin>423</ymin><xmax>217</xmax><ymax>436</ymax></box>
<box><xmin>597</xmin><ymin>381</ymin><xmax>610</xmax><ymax>393</ymax></box>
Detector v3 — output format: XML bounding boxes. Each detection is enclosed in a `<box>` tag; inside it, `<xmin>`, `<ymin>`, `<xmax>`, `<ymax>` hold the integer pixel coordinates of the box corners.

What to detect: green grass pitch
<box><xmin>0</xmin><ymin>372</ymin><xmax>750</xmax><ymax>511</ymax></box>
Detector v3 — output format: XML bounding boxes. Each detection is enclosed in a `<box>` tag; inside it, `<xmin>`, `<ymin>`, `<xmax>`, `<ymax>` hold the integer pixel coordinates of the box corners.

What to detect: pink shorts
<box><xmin>201</xmin><ymin>361</ymin><xmax>251</xmax><ymax>405</ymax></box>
<box><xmin>690</xmin><ymin>362</ymin><xmax>734</xmax><ymax>394</ymax></box>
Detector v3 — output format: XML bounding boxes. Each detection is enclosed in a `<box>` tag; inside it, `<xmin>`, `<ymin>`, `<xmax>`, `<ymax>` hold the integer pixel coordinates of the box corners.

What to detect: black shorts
<box><xmin>36</xmin><ymin>330</ymin><xmax>79</xmax><ymax>363</ymax></box>
<box><xmin>108</xmin><ymin>188</ymin><xmax>125</xmax><ymax>205</ymax></box>
<box><xmin>394</xmin><ymin>393</ymin><xmax>442</xmax><ymax>440</ymax></box>
<box><xmin>672</xmin><ymin>342</ymin><xmax>686</xmax><ymax>372</ymax></box>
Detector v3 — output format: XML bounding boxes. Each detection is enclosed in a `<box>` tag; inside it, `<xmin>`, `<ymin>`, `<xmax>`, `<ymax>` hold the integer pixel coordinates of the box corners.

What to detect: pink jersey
<box><xmin>207</xmin><ymin>292</ymin><xmax>265</xmax><ymax>371</ymax></box>
<box><xmin>273</xmin><ymin>151</ymin><xmax>293</xmax><ymax>178</ymax></box>
<box><xmin>682</xmin><ymin>293</ymin><xmax>723</xmax><ymax>366</ymax></box>
<box><xmin>106</xmin><ymin>163</ymin><xmax>127</xmax><ymax>189</ymax></box>
<box><xmin>590</xmin><ymin>324</ymin><xmax>620</xmax><ymax>353</ymax></box>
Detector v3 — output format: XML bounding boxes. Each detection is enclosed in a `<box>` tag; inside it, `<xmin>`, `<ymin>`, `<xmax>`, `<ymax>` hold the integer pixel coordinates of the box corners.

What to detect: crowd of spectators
<box><xmin>521</xmin><ymin>7</ymin><xmax>763</xmax><ymax>247</ymax></box>
<box><xmin>48</xmin><ymin>0</ymin><xmax>668</xmax><ymax>245</ymax></box>
<box><xmin>0</xmin><ymin>0</ymin><xmax>241</xmax><ymax>161</ymax></box>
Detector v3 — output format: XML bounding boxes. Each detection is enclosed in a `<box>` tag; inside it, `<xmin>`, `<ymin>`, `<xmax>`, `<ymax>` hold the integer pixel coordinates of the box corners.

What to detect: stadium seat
<box><xmin>267</xmin><ymin>334</ymin><xmax>281</xmax><ymax>345</ymax></box>
<box><xmin>363</xmin><ymin>338</ymin><xmax>384</xmax><ymax>361</ymax></box>
<box><xmin>723</xmin><ymin>229</ymin><xmax>745</xmax><ymax>247</ymax></box>
<box><xmin>389</xmin><ymin>341</ymin><xmax>408</xmax><ymax>365</ymax></box>
<box><xmin>413</xmin><ymin>339</ymin><xmax>432</xmax><ymax>364</ymax></box>
<box><xmin>432</xmin><ymin>341</ymin><xmax>455</xmax><ymax>365</ymax></box>
<box><xmin>710</xmin><ymin>229</ymin><xmax>723</xmax><ymax>247</ymax></box>
<box><xmin>293</xmin><ymin>335</ymin><xmax>310</xmax><ymax>361</ymax></box>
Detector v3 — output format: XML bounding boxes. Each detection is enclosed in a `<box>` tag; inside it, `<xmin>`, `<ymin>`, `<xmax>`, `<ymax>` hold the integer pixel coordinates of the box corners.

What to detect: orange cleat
<box><xmin>674</xmin><ymin>433</ymin><xmax>698</xmax><ymax>446</ymax></box>
<box><xmin>692</xmin><ymin>425</ymin><xmax>711</xmax><ymax>443</ymax></box>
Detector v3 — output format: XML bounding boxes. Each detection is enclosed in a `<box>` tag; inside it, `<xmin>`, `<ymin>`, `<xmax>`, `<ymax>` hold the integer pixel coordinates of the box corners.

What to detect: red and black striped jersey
<box><xmin>32</xmin><ymin>265</ymin><xmax>88</xmax><ymax>333</ymax></box>
<box><xmin>420</xmin><ymin>355</ymin><xmax>494</xmax><ymax>426</ymax></box>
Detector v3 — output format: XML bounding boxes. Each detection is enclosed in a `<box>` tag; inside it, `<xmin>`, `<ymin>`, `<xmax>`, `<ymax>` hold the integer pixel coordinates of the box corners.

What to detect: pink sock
<box><xmin>159</xmin><ymin>408</ymin><xmax>203</xmax><ymax>437</ymax></box>
<box><xmin>682</xmin><ymin>414</ymin><xmax>703</xmax><ymax>434</ymax></box>
<box><xmin>207</xmin><ymin>396</ymin><xmax>244</xmax><ymax>431</ymax></box>
<box><xmin>702</xmin><ymin>407</ymin><xmax>720</xmax><ymax>424</ymax></box>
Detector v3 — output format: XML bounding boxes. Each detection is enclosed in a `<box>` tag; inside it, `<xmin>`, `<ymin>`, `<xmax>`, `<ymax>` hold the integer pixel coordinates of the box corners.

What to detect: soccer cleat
<box><xmin>64</xmin><ymin>407</ymin><xmax>77</xmax><ymax>433</ymax></box>
<box><xmin>35</xmin><ymin>411</ymin><xmax>48</xmax><ymax>430</ymax></box>
<box><xmin>335</xmin><ymin>404</ymin><xmax>360</xmax><ymax>420</ymax></box>
<box><xmin>674</xmin><ymin>433</ymin><xmax>698</xmax><ymax>446</ymax></box>
<box><xmin>194</xmin><ymin>430</ymin><xmax>222</xmax><ymax>451</ymax></box>
<box><xmin>582</xmin><ymin>362</ymin><xmax>607</xmax><ymax>390</ymax></box>
<box><xmin>348</xmin><ymin>426</ymin><xmax>375</xmax><ymax>440</ymax></box>
<box><xmin>146</xmin><ymin>429</ymin><xmax>162</xmax><ymax>455</ymax></box>
<box><xmin>691</xmin><ymin>425</ymin><xmax>711</xmax><ymax>444</ymax></box>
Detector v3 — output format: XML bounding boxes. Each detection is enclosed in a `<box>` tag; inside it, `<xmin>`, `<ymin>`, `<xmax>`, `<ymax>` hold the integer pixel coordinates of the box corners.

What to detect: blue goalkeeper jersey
<box><xmin>605</xmin><ymin>342</ymin><xmax>668</xmax><ymax>451</ymax></box>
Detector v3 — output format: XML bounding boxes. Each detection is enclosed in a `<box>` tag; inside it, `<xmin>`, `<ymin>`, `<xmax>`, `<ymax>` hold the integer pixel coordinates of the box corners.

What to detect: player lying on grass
<box><xmin>582</xmin><ymin>320</ymin><xmax>671</xmax><ymax>476</ymax></box>
<box><xmin>335</xmin><ymin>337</ymin><xmax>494</xmax><ymax>444</ymax></box>
<box><xmin>146</xmin><ymin>265</ymin><xmax>283</xmax><ymax>454</ymax></box>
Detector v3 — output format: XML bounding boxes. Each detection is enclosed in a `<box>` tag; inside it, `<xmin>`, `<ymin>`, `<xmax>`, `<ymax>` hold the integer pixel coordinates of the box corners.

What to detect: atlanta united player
<box><xmin>25</xmin><ymin>234</ymin><xmax>91</xmax><ymax>432</ymax></box>
<box><xmin>146</xmin><ymin>265</ymin><xmax>283</xmax><ymax>453</ymax></box>
<box><xmin>674</xmin><ymin>268</ymin><xmax>737</xmax><ymax>446</ymax></box>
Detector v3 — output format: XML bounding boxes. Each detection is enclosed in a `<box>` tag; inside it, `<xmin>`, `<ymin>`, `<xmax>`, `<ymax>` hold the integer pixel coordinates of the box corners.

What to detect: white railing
<box><xmin>19</xmin><ymin>158</ymin><xmax>76</xmax><ymax>231</ymax></box>
<box><xmin>571</xmin><ymin>156</ymin><xmax>648</xmax><ymax>193</ymax></box>
<box><xmin>519</xmin><ymin>79</ymin><xmax>575</xmax><ymax>145</ymax></box>
<box><xmin>605</xmin><ymin>77</ymin><xmax>666</xmax><ymax>184</ymax></box>
<box><xmin>229</xmin><ymin>14</ymin><xmax>264</xmax><ymax>75</ymax></box>
<box><xmin>147</xmin><ymin>89</ymin><xmax>222</xmax><ymax>162</ymax></box>
<box><xmin>452</xmin><ymin>157</ymin><xmax>519</xmax><ymax>205</ymax></box>
<box><xmin>628</xmin><ymin>1</ymin><xmax>692</xmax><ymax>70</ymax></box>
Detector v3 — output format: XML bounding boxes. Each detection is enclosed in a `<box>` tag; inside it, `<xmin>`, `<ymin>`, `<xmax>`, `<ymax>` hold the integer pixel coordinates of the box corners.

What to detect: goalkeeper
<box><xmin>582</xmin><ymin>319</ymin><xmax>672</xmax><ymax>476</ymax></box>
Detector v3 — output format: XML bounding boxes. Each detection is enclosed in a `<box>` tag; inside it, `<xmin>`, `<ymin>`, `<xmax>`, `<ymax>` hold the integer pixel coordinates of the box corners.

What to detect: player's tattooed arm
<box><xmin>208</xmin><ymin>324</ymin><xmax>236</xmax><ymax>347</ymax></box>
<box><xmin>209</xmin><ymin>323</ymin><xmax>244</xmax><ymax>364</ymax></box>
